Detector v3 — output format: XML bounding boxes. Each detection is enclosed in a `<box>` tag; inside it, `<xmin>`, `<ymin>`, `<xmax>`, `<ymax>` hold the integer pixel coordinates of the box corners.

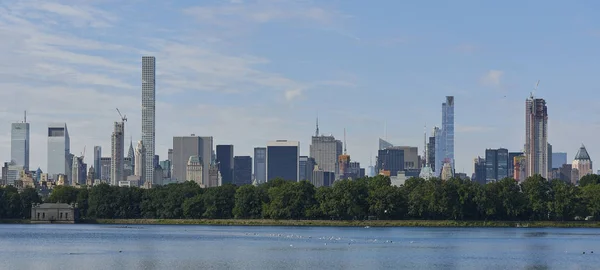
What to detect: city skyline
<box><xmin>1</xmin><ymin>1</ymin><xmax>600</xmax><ymax>175</ymax></box>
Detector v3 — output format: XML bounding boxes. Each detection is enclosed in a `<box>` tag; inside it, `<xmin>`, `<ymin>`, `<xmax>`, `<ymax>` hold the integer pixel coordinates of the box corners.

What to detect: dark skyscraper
<box><xmin>266</xmin><ymin>140</ymin><xmax>299</xmax><ymax>182</ymax></box>
<box><xmin>233</xmin><ymin>156</ymin><xmax>252</xmax><ymax>186</ymax></box>
<box><xmin>473</xmin><ymin>157</ymin><xmax>486</xmax><ymax>185</ymax></box>
<box><xmin>377</xmin><ymin>148</ymin><xmax>404</xmax><ymax>176</ymax></box>
<box><xmin>485</xmin><ymin>148</ymin><xmax>509</xmax><ymax>182</ymax></box>
<box><xmin>254</xmin><ymin>147</ymin><xmax>266</xmax><ymax>184</ymax></box>
<box><xmin>216</xmin><ymin>145</ymin><xmax>234</xmax><ymax>185</ymax></box>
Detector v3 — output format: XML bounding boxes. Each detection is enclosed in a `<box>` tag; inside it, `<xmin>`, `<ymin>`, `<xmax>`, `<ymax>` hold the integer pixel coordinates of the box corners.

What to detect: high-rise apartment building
<box><xmin>186</xmin><ymin>156</ymin><xmax>203</xmax><ymax>186</ymax></box>
<box><xmin>216</xmin><ymin>145</ymin><xmax>234</xmax><ymax>185</ymax></box>
<box><xmin>93</xmin><ymin>146</ymin><xmax>101</xmax><ymax>180</ymax></box>
<box><xmin>525</xmin><ymin>96</ymin><xmax>548</xmax><ymax>178</ymax></box>
<box><xmin>172</xmin><ymin>135</ymin><xmax>213</xmax><ymax>184</ymax></box>
<box><xmin>572</xmin><ymin>144</ymin><xmax>592</xmax><ymax>184</ymax></box>
<box><xmin>134</xmin><ymin>140</ymin><xmax>146</xmax><ymax>182</ymax></box>
<box><xmin>47</xmin><ymin>123</ymin><xmax>70</xmax><ymax>178</ymax></box>
<box><xmin>267</xmin><ymin>140</ymin><xmax>299</xmax><ymax>182</ymax></box>
<box><xmin>233</xmin><ymin>156</ymin><xmax>252</xmax><ymax>186</ymax></box>
<box><xmin>442</xmin><ymin>96</ymin><xmax>455</xmax><ymax>169</ymax></box>
<box><xmin>433</xmin><ymin>126</ymin><xmax>442</xmax><ymax>176</ymax></box>
<box><xmin>11</xmin><ymin>116</ymin><xmax>30</xmax><ymax>170</ymax></box>
<box><xmin>142</xmin><ymin>56</ymin><xmax>156</xmax><ymax>186</ymax></box>
<box><xmin>427</xmin><ymin>135</ymin><xmax>436</xmax><ymax>173</ymax></box>
<box><xmin>110</xmin><ymin>121</ymin><xmax>125</xmax><ymax>186</ymax></box>
<box><xmin>253</xmin><ymin>147</ymin><xmax>266</xmax><ymax>184</ymax></box>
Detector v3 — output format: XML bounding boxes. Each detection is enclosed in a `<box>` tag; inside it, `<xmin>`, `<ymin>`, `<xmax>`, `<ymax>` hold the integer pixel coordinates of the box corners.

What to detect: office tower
<box><xmin>376</xmin><ymin>148</ymin><xmax>404</xmax><ymax>176</ymax></box>
<box><xmin>253</xmin><ymin>147</ymin><xmax>266</xmax><ymax>184</ymax></box>
<box><xmin>47</xmin><ymin>123</ymin><xmax>70</xmax><ymax>178</ymax></box>
<box><xmin>93</xmin><ymin>146</ymin><xmax>101</xmax><ymax>180</ymax></box>
<box><xmin>123</xmin><ymin>157</ymin><xmax>133</xmax><ymax>180</ymax></box>
<box><xmin>379</xmin><ymin>138</ymin><xmax>394</xmax><ymax>150</ymax></box>
<box><xmin>172</xmin><ymin>135</ymin><xmax>213</xmax><ymax>183</ymax></box>
<box><xmin>420</xmin><ymin>128</ymin><xmax>434</xmax><ymax>180</ymax></box>
<box><xmin>348</xmin><ymin>161</ymin><xmax>361</xmax><ymax>179</ymax></box>
<box><xmin>552</xmin><ymin>152</ymin><xmax>567</xmax><ymax>169</ymax></box>
<box><xmin>207</xmin><ymin>165</ymin><xmax>221</xmax><ymax>187</ymax></box>
<box><xmin>186</xmin><ymin>156</ymin><xmax>203</xmax><ymax>186</ymax></box>
<box><xmin>71</xmin><ymin>156</ymin><xmax>85</xmax><ymax>185</ymax></box>
<box><xmin>86</xmin><ymin>166</ymin><xmax>95</xmax><ymax>186</ymax></box>
<box><xmin>142</xmin><ymin>56</ymin><xmax>156</xmax><ymax>186</ymax></box>
<box><xmin>299</xmin><ymin>156</ymin><xmax>315</xmax><ymax>182</ymax></box>
<box><xmin>110</xmin><ymin>121</ymin><xmax>125</xmax><ymax>186</ymax></box>
<box><xmin>508</xmin><ymin>152</ymin><xmax>524</xmax><ymax>178</ymax></box>
<box><xmin>473</xmin><ymin>157</ymin><xmax>486</xmax><ymax>185</ymax></box>
<box><xmin>233</xmin><ymin>156</ymin><xmax>252</xmax><ymax>186</ymax></box>
<box><xmin>547</xmin><ymin>143</ymin><xmax>552</xmax><ymax>176</ymax></box>
<box><xmin>310</xmin><ymin>136</ymin><xmax>342</xmax><ymax>177</ymax></box>
<box><xmin>134</xmin><ymin>140</ymin><xmax>146</xmax><ymax>182</ymax></box>
<box><xmin>442</xmin><ymin>96</ymin><xmax>455</xmax><ymax>169</ymax></box>
<box><xmin>440</xmin><ymin>162</ymin><xmax>454</xmax><ymax>180</ymax></box>
<box><xmin>128</xmin><ymin>140</ymin><xmax>135</xmax><ymax>171</ymax></box>
<box><xmin>159</xmin><ymin>160</ymin><xmax>171</xmax><ymax>179</ymax></box>
<box><xmin>433</xmin><ymin>126</ymin><xmax>442</xmax><ymax>176</ymax></box>
<box><xmin>216</xmin><ymin>145</ymin><xmax>234</xmax><ymax>185</ymax></box>
<box><xmin>299</xmin><ymin>156</ymin><xmax>309</xmax><ymax>181</ymax></box>
<box><xmin>525</xmin><ymin>96</ymin><xmax>548</xmax><ymax>178</ymax></box>
<box><xmin>485</xmin><ymin>148</ymin><xmax>509</xmax><ymax>182</ymax></box>
<box><xmin>311</xmin><ymin>167</ymin><xmax>334</xmax><ymax>187</ymax></box>
<box><xmin>168</xmin><ymin>149</ymin><xmax>173</xmax><ymax>162</ymax></box>
<box><xmin>560</xmin><ymin>164</ymin><xmax>573</xmax><ymax>184</ymax></box>
<box><xmin>572</xmin><ymin>144</ymin><xmax>592</xmax><ymax>184</ymax></box>
<box><xmin>11</xmin><ymin>112</ymin><xmax>30</xmax><ymax>170</ymax></box>
<box><xmin>266</xmin><ymin>140</ymin><xmax>300</xmax><ymax>182</ymax></box>
<box><xmin>387</xmin><ymin>146</ymin><xmax>419</xmax><ymax>169</ymax></box>
<box><xmin>100</xmin><ymin>157</ymin><xmax>111</xmax><ymax>182</ymax></box>
<box><xmin>427</xmin><ymin>135</ymin><xmax>436</xmax><ymax>173</ymax></box>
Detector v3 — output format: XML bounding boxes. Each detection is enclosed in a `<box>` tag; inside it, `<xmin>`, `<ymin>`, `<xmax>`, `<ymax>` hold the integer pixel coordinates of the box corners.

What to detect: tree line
<box><xmin>2</xmin><ymin>174</ymin><xmax>600</xmax><ymax>221</ymax></box>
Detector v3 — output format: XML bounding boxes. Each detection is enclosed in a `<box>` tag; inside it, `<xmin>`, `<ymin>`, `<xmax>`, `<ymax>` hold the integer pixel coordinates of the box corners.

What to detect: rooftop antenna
<box><xmin>531</xmin><ymin>80</ymin><xmax>540</xmax><ymax>99</ymax></box>
<box><xmin>23</xmin><ymin>110</ymin><xmax>26</xmax><ymax>123</ymax></box>
<box><xmin>343</xmin><ymin>128</ymin><xmax>347</xmax><ymax>155</ymax></box>
<box><xmin>315</xmin><ymin>113</ymin><xmax>319</xmax><ymax>137</ymax></box>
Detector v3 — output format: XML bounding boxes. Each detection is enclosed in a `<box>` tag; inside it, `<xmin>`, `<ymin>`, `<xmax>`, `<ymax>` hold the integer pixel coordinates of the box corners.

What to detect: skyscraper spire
<box><xmin>423</xmin><ymin>124</ymin><xmax>427</xmax><ymax>166</ymax></box>
<box><xmin>315</xmin><ymin>115</ymin><xmax>319</xmax><ymax>137</ymax></box>
<box><xmin>24</xmin><ymin>110</ymin><xmax>26</xmax><ymax>123</ymax></box>
<box><xmin>343</xmin><ymin>128</ymin><xmax>347</xmax><ymax>155</ymax></box>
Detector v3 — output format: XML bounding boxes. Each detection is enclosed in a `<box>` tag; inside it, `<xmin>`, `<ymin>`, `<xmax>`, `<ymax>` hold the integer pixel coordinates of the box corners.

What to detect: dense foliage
<box><xmin>3</xmin><ymin>174</ymin><xmax>600</xmax><ymax>221</ymax></box>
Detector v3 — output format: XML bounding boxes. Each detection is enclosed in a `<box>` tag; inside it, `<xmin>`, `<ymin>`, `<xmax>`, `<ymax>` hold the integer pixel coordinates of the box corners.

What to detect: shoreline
<box><xmin>3</xmin><ymin>219</ymin><xmax>600</xmax><ymax>227</ymax></box>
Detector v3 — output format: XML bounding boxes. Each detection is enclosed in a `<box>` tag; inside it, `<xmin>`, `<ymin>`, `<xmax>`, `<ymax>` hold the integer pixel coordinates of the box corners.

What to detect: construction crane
<box><xmin>530</xmin><ymin>80</ymin><xmax>540</xmax><ymax>98</ymax></box>
<box><xmin>80</xmin><ymin>146</ymin><xmax>86</xmax><ymax>159</ymax></box>
<box><xmin>116</xmin><ymin>108</ymin><xmax>127</xmax><ymax>122</ymax></box>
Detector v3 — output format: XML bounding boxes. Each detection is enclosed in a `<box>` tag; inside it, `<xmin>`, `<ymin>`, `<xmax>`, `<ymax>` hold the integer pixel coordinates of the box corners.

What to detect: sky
<box><xmin>1</xmin><ymin>0</ymin><xmax>600</xmax><ymax>175</ymax></box>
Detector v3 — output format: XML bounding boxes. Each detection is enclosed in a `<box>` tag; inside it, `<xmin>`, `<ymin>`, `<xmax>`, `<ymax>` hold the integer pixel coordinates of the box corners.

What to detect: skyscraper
<box><xmin>266</xmin><ymin>140</ymin><xmax>300</xmax><ymax>182</ymax></box>
<box><xmin>142</xmin><ymin>56</ymin><xmax>156</xmax><ymax>186</ymax></box>
<box><xmin>572</xmin><ymin>144</ymin><xmax>592</xmax><ymax>184</ymax></box>
<box><xmin>310</xmin><ymin>134</ymin><xmax>342</xmax><ymax>177</ymax></box>
<box><xmin>128</xmin><ymin>140</ymin><xmax>135</xmax><ymax>172</ymax></box>
<box><xmin>525</xmin><ymin>96</ymin><xmax>548</xmax><ymax>178</ymax></box>
<box><xmin>233</xmin><ymin>156</ymin><xmax>252</xmax><ymax>186</ymax></box>
<box><xmin>93</xmin><ymin>146</ymin><xmax>101</xmax><ymax>180</ymax></box>
<box><xmin>442</xmin><ymin>96</ymin><xmax>455</xmax><ymax>169</ymax></box>
<box><xmin>377</xmin><ymin>148</ymin><xmax>404</xmax><ymax>176</ymax></box>
<box><xmin>172</xmin><ymin>135</ymin><xmax>213</xmax><ymax>184</ymax></box>
<box><xmin>47</xmin><ymin>123</ymin><xmax>70</xmax><ymax>178</ymax></box>
<box><xmin>186</xmin><ymin>156</ymin><xmax>203</xmax><ymax>186</ymax></box>
<box><xmin>552</xmin><ymin>152</ymin><xmax>567</xmax><ymax>169</ymax></box>
<box><xmin>485</xmin><ymin>148</ymin><xmax>509</xmax><ymax>182</ymax></box>
<box><xmin>473</xmin><ymin>157</ymin><xmax>486</xmax><ymax>185</ymax></box>
<box><xmin>11</xmin><ymin>113</ymin><xmax>29</xmax><ymax>170</ymax></box>
<box><xmin>254</xmin><ymin>147</ymin><xmax>266</xmax><ymax>184</ymax></box>
<box><xmin>216</xmin><ymin>145</ymin><xmax>234</xmax><ymax>185</ymax></box>
<box><xmin>433</xmin><ymin>126</ymin><xmax>442</xmax><ymax>176</ymax></box>
<box><xmin>134</xmin><ymin>140</ymin><xmax>146</xmax><ymax>182</ymax></box>
<box><xmin>111</xmin><ymin>121</ymin><xmax>125</xmax><ymax>186</ymax></box>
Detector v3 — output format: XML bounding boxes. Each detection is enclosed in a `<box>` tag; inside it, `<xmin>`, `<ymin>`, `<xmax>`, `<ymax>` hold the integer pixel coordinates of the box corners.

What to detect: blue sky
<box><xmin>1</xmin><ymin>0</ymin><xmax>600</xmax><ymax>175</ymax></box>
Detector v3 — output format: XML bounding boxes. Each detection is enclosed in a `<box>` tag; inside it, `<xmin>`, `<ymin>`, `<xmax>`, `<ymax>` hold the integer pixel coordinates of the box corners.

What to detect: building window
<box><xmin>42</xmin><ymin>213</ymin><xmax>45</xmax><ymax>219</ymax></box>
<box><xmin>37</xmin><ymin>213</ymin><xmax>40</xmax><ymax>220</ymax></box>
<box><xmin>60</xmin><ymin>213</ymin><xmax>63</xmax><ymax>219</ymax></box>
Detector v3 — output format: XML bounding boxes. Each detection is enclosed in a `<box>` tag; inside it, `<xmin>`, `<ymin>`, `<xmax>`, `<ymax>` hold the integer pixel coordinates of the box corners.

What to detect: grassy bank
<box><xmin>77</xmin><ymin>219</ymin><xmax>600</xmax><ymax>228</ymax></box>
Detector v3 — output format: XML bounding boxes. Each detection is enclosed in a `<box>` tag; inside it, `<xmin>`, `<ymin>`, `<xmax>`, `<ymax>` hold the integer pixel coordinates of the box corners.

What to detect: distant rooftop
<box><xmin>574</xmin><ymin>144</ymin><xmax>591</xmax><ymax>160</ymax></box>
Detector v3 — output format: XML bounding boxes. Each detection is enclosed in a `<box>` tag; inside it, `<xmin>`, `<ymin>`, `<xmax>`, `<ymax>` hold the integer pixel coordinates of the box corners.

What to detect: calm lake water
<box><xmin>0</xmin><ymin>224</ymin><xmax>599</xmax><ymax>269</ymax></box>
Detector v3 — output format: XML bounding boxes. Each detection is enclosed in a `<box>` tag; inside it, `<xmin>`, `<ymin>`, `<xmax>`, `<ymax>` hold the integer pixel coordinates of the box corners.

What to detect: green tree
<box><xmin>233</xmin><ymin>185</ymin><xmax>262</xmax><ymax>219</ymax></box>
<box><xmin>329</xmin><ymin>178</ymin><xmax>369</xmax><ymax>220</ymax></box>
<box><xmin>581</xmin><ymin>184</ymin><xmax>600</xmax><ymax>218</ymax></box>
<box><xmin>183</xmin><ymin>194</ymin><xmax>204</xmax><ymax>219</ymax></box>
<box><xmin>549</xmin><ymin>180</ymin><xmax>578</xmax><ymax>221</ymax></box>
<box><xmin>203</xmin><ymin>184</ymin><xmax>237</xmax><ymax>219</ymax></box>
<box><xmin>20</xmin><ymin>187</ymin><xmax>42</xmax><ymax>219</ymax></box>
<box><xmin>47</xmin><ymin>186</ymin><xmax>79</xmax><ymax>204</ymax></box>
<box><xmin>521</xmin><ymin>175</ymin><xmax>551</xmax><ymax>220</ymax></box>
<box><xmin>579</xmin><ymin>174</ymin><xmax>600</xmax><ymax>187</ymax></box>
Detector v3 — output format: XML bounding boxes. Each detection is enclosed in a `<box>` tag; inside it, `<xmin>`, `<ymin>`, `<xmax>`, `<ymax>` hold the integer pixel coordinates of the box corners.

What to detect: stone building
<box><xmin>31</xmin><ymin>203</ymin><xmax>78</xmax><ymax>224</ymax></box>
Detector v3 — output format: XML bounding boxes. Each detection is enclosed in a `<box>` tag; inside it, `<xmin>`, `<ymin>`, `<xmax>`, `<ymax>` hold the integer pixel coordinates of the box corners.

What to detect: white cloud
<box><xmin>480</xmin><ymin>70</ymin><xmax>504</xmax><ymax>86</ymax></box>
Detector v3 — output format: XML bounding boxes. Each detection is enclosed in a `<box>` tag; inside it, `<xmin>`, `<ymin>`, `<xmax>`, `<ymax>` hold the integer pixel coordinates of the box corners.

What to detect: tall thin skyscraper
<box><xmin>11</xmin><ymin>112</ymin><xmax>30</xmax><ymax>170</ymax></box>
<box><xmin>93</xmin><ymin>146</ymin><xmax>101</xmax><ymax>180</ymax></box>
<box><xmin>134</xmin><ymin>140</ymin><xmax>146</xmax><ymax>182</ymax></box>
<box><xmin>433</xmin><ymin>126</ymin><xmax>442</xmax><ymax>176</ymax></box>
<box><xmin>525</xmin><ymin>95</ymin><xmax>548</xmax><ymax>178</ymax></box>
<box><xmin>442</xmin><ymin>96</ymin><xmax>455</xmax><ymax>169</ymax></box>
<box><xmin>47</xmin><ymin>123</ymin><xmax>70</xmax><ymax>178</ymax></box>
<box><xmin>111</xmin><ymin>121</ymin><xmax>125</xmax><ymax>186</ymax></box>
<box><xmin>216</xmin><ymin>145</ymin><xmax>234</xmax><ymax>185</ymax></box>
<box><xmin>142</xmin><ymin>56</ymin><xmax>156</xmax><ymax>186</ymax></box>
<box><xmin>253</xmin><ymin>147</ymin><xmax>266</xmax><ymax>184</ymax></box>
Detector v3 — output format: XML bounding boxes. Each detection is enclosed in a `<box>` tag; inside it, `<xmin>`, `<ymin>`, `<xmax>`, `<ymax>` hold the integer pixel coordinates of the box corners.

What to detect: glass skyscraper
<box><xmin>266</xmin><ymin>140</ymin><xmax>299</xmax><ymax>182</ymax></box>
<box><xmin>142</xmin><ymin>56</ymin><xmax>156</xmax><ymax>186</ymax></box>
<box><xmin>442</xmin><ymin>96</ymin><xmax>455</xmax><ymax>170</ymax></box>
<box><xmin>47</xmin><ymin>123</ymin><xmax>70</xmax><ymax>178</ymax></box>
<box><xmin>11</xmin><ymin>122</ymin><xmax>30</xmax><ymax>170</ymax></box>
<box><xmin>253</xmin><ymin>147</ymin><xmax>266</xmax><ymax>184</ymax></box>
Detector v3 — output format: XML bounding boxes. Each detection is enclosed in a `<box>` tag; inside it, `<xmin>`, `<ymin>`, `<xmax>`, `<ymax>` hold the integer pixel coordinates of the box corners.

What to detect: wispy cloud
<box><xmin>480</xmin><ymin>70</ymin><xmax>504</xmax><ymax>86</ymax></box>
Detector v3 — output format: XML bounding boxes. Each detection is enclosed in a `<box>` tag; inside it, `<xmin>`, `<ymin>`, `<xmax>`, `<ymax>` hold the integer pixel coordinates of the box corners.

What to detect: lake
<box><xmin>0</xmin><ymin>224</ymin><xmax>599</xmax><ymax>269</ymax></box>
